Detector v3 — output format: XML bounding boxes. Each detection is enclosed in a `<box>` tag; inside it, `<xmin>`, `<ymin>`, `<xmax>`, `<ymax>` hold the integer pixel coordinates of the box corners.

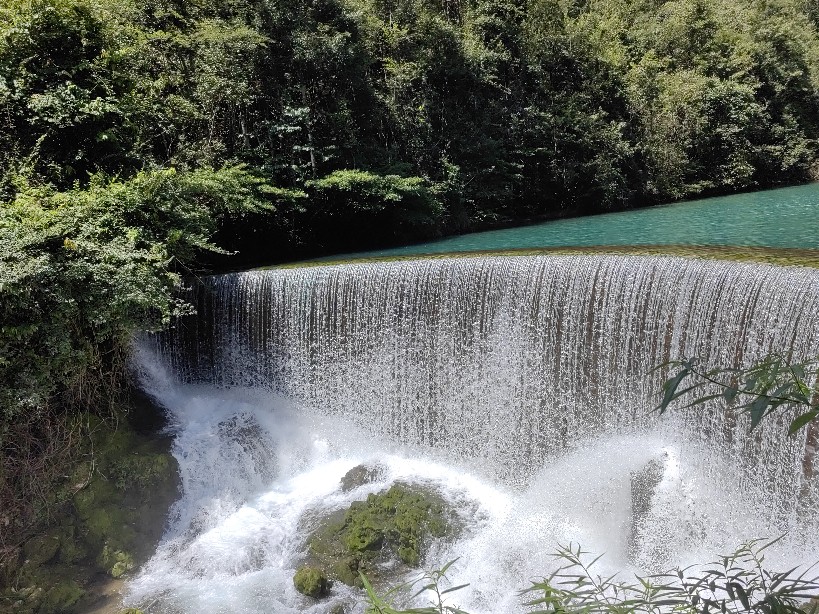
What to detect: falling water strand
<box><xmin>151</xmin><ymin>256</ymin><xmax>819</xmax><ymax>493</ymax></box>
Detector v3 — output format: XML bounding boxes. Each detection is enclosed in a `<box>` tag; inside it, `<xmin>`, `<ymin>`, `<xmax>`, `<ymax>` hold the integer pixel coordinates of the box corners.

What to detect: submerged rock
<box><xmin>304</xmin><ymin>482</ymin><xmax>456</xmax><ymax>588</ymax></box>
<box><xmin>38</xmin><ymin>580</ymin><xmax>84</xmax><ymax>613</ymax></box>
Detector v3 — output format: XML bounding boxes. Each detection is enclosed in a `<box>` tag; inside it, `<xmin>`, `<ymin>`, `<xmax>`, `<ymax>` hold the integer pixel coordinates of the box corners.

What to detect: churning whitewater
<box><xmin>127</xmin><ymin>255</ymin><xmax>819</xmax><ymax>613</ymax></box>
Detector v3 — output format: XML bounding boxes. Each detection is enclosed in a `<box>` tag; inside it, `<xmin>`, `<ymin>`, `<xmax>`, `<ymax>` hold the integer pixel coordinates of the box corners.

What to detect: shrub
<box><xmin>304</xmin><ymin>170</ymin><xmax>444</xmax><ymax>252</ymax></box>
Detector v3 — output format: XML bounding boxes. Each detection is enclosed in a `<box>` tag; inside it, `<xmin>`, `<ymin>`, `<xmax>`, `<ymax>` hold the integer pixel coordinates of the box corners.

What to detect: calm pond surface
<box><xmin>323</xmin><ymin>183</ymin><xmax>819</xmax><ymax>260</ymax></box>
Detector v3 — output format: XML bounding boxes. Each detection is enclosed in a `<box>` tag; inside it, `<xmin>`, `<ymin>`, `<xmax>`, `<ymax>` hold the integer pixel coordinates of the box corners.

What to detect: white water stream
<box><xmin>126</xmin><ymin>256</ymin><xmax>819</xmax><ymax>613</ymax></box>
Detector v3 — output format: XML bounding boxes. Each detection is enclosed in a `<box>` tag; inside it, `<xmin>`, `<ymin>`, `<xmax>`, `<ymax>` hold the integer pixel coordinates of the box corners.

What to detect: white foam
<box><xmin>124</xmin><ymin>358</ymin><xmax>819</xmax><ymax>613</ymax></box>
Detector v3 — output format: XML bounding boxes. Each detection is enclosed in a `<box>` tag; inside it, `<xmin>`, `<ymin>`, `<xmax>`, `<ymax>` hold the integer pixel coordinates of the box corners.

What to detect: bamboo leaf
<box><xmin>789</xmin><ymin>411</ymin><xmax>818</xmax><ymax>435</ymax></box>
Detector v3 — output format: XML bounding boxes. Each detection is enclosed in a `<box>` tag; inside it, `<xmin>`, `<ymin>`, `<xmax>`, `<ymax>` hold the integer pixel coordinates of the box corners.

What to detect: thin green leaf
<box><xmin>789</xmin><ymin>411</ymin><xmax>818</xmax><ymax>435</ymax></box>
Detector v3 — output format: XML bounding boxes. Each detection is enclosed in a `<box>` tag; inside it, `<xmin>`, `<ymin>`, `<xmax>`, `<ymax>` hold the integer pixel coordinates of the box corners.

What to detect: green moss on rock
<box><xmin>110</xmin><ymin>445</ymin><xmax>172</xmax><ymax>492</ymax></box>
<box><xmin>293</xmin><ymin>566</ymin><xmax>330</xmax><ymax>598</ymax></box>
<box><xmin>328</xmin><ymin>557</ymin><xmax>359</xmax><ymax>587</ymax></box>
<box><xmin>98</xmin><ymin>544</ymin><xmax>134</xmax><ymax>579</ymax></box>
<box><xmin>305</xmin><ymin>483</ymin><xmax>455</xmax><ymax>586</ymax></box>
<box><xmin>56</xmin><ymin>524</ymin><xmax>87</xmax><ymax>565</ymax></box>
<box><xmin>1</xmin><ymin>404</ymin><xmax>180</xmax><ymax>613</ymax></box>
<box><xmin>22</xmin><ymin>531</ymin><xmax>61</xmax><ymax>567</ymax></box>
<box><xmin>39</xmin><ymin>580</ymin><xmax>84</xmax><ymax>613</ymax></box>
<box><xmin>344</xmin><ymin>484</ymin><xmax>449</xmax><ymax>565</ymax></box>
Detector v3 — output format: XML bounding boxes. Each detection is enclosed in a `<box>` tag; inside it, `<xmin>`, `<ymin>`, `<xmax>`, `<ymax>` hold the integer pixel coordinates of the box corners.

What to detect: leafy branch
<box><xmin>524</xmin><ymin>539</ymin><xmax>819</xmax><ymax>614</ymax></box>
<box><xmin>655</xmin><ymin>355</ymin><xmax>819</xmax><ymax>434</ymax></box>
<box><xmin>361</xmin><ymin>559</ymin><xmax>470</xmax><ymax>614</ymax></box>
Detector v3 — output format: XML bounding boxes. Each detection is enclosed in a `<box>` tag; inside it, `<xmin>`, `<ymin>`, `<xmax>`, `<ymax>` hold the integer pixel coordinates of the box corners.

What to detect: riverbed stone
<box><xmin>293</xmin><ymin>565</ymin><xmax>330</xmax><ymax>597</ymax></box>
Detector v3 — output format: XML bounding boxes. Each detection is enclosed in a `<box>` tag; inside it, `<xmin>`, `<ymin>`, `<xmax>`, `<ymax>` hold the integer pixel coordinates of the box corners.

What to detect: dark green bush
<box><xmin>304</xmin><ymin>170</ymin><xmax>444</xmax><ymax>252</ymax></box>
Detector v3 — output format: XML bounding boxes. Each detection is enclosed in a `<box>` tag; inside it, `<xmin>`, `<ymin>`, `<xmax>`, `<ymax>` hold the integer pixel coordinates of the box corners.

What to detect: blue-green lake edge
<box><xmin>271</xmin><ymin>182</ymin><xmax>819</xmax><ymax>268</ymax></box>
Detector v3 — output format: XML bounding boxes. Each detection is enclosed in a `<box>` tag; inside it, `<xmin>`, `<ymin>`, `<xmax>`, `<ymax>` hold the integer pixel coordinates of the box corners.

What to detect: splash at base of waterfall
<box><xmin>123</xmin><ymin>364</ymin><xmax>818</xmax><ymax>614</ymax></box>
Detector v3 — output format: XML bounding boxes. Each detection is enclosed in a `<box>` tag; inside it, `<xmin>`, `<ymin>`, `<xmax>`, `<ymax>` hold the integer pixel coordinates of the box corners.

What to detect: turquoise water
<box><xmin>322</xmin><ymin>183</ymin><xmax>819</xmax><ymax>260</ymax></box>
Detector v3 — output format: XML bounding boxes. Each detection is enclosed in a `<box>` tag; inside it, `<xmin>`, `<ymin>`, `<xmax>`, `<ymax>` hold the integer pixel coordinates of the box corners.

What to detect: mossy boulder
<box><xmin>38</xmin><ymin>580</ymin><xmax>84</xmax><ymax>613</ymax></box>
<box><xmin>22</xmin><ymin>531</ymin><xmax>61</xmax><ymax>567</ymax></box>
<box><xmin>66</xmin><ymin>417</ymin><xmax>178</xmax><ymax>581</ymax></box>
<box><xmin>56</xmin><ymin>524</ymin><xmax>88</xmax><ymax>565</ymax></box>
<box><xmin>1</xmin><ymin>564</ymin><xmax>88</xmax><ymax>614</ymax></box>
<box><xmin>293</xmin><ymin>565</ymin><xmax>330</xmax><ymax>598</ymax></box>
<box><xmin>98</xmin><ymin>544</ymin><xmax>134</xmax><ymax>579</ymax></box>
<box><xmin>305</xmin><ymin>483</ymin><xmax>456</xmax><ymax>587</ymax></box>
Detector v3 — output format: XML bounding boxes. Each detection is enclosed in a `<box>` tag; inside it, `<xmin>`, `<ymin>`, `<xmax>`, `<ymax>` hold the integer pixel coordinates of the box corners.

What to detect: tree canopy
<box><xmin>3</xmin><ymin>0</ymin><xmax>819</xmax><ymax>261</ymax></box>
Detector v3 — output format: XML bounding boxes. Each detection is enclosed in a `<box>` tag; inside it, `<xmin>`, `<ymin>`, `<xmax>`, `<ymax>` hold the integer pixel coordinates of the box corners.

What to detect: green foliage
<box><xmin>305</xmin><ymin>170</ymin><xmax>443</xmax><ymax>251</ymax></box>
<box><xmin>363</xmin><ymin>542</ymin><xmax>819</xmax><ymax>614</ymax></box>
<box><xmin>0</xmin><ymin>0</ymin><xmax>133</xmax><ymax>191</ymax></box>
<box><xmin>0</xmin><ymin>165</ymin><xmax>271</xmax><ymax>422</ymax></box>
<box><xmin>361</xmin><ymin>559</ymin><xmax>470</xmax><ymax>614</ymax></box>
<box><xmin>656</xmin><ymin>355</ymin><xmax>819</xmax><ymax>434</ymax></box>
<box><xmin>524</xmin><ymin>540</ymin><xmax>819</xmax><ymax>614</ymax></box>
<box><xmin>5</xmin><ymin>0</ymin><xmax>819</xmax><ymax>257</ymax></box>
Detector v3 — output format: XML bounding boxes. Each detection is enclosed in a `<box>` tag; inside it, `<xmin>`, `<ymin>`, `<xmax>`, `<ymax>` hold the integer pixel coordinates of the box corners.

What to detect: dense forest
<box><xmin>3</xmin><ymin>0</ymin><xmax>819</xmax><ymax>607</ymax></box>
<box><xmin>4</xmin><ymin>0</ymin><xmax>819</xmax><ymax>260</ymax></box>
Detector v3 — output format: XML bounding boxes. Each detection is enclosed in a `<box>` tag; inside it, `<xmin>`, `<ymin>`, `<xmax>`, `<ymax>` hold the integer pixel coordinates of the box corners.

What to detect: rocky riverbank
<box><xmin>0</xmin><ymin>392</ymin><xmax>178</xmax><ymax>614</ymax></box>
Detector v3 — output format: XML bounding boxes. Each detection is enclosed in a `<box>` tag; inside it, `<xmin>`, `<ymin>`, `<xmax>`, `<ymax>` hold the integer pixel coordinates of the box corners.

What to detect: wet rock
<box><xmin>1</xmin><ymin>403</ymin><xmax>180</xmax><ymax>614</ymax></box>
<box><xmin>293</xmin><ymin>566</ymin><xmax>330</xmax><ymax>598</ymax></box>
<box><xmin>39</xmin><ymin>580</ymin><xmax>84</xmax><ymax>613</ymax></box>
<box><xmin>340</xmin><ymin>464</ymin><xmax>385</xmax><ymax>492</ymax></box>
<box><xmin>328</xmin><ymin>556</ymin><xmax>359</xmax><ymax>586</ymax></box>
<box><xmin>98</xmin><ymin>545</ymin><xmax>134</xmax><ymax>579</ymax></box>
<box><xmin>305</xmin><ymin>483</ymin><xmax>456</xmax><ymax>587</ymax></box>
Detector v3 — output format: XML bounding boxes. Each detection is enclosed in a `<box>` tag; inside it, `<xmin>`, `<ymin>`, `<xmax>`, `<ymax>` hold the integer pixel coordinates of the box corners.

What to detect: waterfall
<box><xmin>131</xmin><ymin>255</ymin><xmax>819</xmax><ymax>613</ymax></box>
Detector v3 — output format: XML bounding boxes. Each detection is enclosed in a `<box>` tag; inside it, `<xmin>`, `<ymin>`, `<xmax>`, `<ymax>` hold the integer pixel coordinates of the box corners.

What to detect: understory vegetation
<box><xmin>363</xmin><ymin>540</ymin><xmax>819</xmax><ymax>614</ymax></box>
<box><xmin>658</xmin><ymin>354</ymin><xmax>819</xmax><ymax>435</ymax></box>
